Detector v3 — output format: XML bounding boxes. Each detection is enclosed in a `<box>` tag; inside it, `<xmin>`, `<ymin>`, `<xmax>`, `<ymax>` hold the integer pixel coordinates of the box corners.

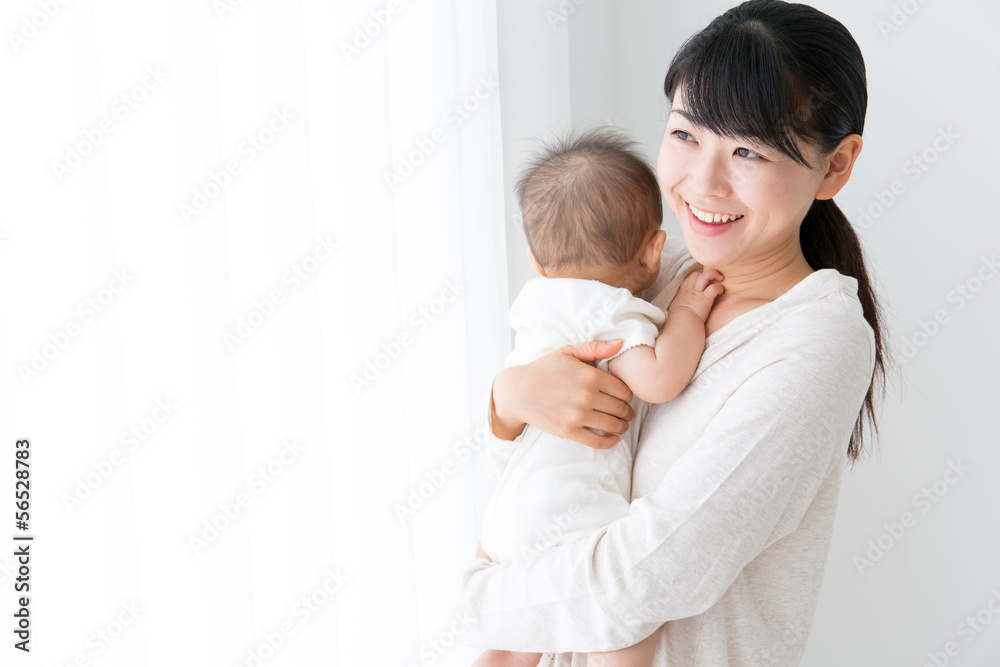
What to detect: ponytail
<box><xmin>801</xmin><ymin>199</ymin><xmax>887</xmax><ymax>463</ymax></box>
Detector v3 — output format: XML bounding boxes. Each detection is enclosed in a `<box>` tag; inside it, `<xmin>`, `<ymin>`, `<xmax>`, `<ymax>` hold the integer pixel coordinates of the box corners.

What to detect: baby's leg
<box><xmin>586</xmin><ymin>631</ymin><xmax>658</xmax><ymax>667</ymax></box>
<box><xmin>472</xmin><ymin>649</ymin><xmax>544</xmax><ymax>667</ymax></box>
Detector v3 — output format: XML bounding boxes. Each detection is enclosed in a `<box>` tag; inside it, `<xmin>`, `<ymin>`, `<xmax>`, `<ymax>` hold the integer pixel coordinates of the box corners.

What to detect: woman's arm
<box><xmin>459</xmin><ymin>310</ymin><xmax>876</xmax><ymax>653</ymax></box>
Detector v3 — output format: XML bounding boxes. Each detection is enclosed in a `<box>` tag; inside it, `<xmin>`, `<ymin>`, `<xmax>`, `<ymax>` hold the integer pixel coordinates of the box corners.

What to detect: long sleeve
<box><xmin>476</xmin><ymin>375</ymin><xmax>524</xmax><ymax>480</ymax></box>
<box><xmin>457</xmin><ymin>305</ymin><xmax>875</xmax><ymax>654</ymax></box>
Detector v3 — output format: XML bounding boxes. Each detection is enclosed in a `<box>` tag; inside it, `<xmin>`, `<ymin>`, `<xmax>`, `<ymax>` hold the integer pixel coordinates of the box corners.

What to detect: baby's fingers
<box><xmin>704</xmin><ymin>282</ymin><xmax>725</xmax><ymax>300</ymax></box>
<box><xmin>694</xmin><ymin>269</ymin><xmax>725</xmax><ymax>291</ymax></box>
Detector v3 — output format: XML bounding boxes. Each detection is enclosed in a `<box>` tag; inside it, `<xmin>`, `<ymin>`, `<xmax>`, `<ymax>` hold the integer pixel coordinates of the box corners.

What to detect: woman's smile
<box><xmin>685</xmin><ymin>201</ymin><xmax>744</xmax><ymax>236</ymax></box>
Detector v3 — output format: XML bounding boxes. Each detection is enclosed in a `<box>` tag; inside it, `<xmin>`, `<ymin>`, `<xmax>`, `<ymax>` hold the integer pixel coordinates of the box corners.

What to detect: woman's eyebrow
<box><xmin>667</xmin><ymin>108</ymin><xmax>704</xmax><ymax>127</ymax></box>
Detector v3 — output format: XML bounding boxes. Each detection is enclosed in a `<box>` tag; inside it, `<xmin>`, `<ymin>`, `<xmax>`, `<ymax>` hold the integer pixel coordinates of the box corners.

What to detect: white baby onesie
<box><xmin>479</xmin><ymin>277</ymin><xmax>667</xmax><ymax>564</ymax></box>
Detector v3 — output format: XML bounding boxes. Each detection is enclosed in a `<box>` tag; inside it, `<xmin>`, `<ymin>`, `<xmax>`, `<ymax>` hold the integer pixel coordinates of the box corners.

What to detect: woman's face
<box><xmin>656</xmin><ymin>92</ymin><xmax>828</xmax><ymax>272</ymax></box>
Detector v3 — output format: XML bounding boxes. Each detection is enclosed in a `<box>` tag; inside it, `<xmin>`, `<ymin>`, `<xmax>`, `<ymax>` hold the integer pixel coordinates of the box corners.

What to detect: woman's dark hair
<box><xmin>663</xmin><ymin>0</ymin><xmax>886</xmax><ymax>463</ymax></box>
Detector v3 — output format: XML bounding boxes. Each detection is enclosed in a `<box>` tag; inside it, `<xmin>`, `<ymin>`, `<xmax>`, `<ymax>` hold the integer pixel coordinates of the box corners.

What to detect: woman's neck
<box><xmin>705</xmin><ymin>252</ymin><xmax>816</xmax><ymax>305</ymax></box>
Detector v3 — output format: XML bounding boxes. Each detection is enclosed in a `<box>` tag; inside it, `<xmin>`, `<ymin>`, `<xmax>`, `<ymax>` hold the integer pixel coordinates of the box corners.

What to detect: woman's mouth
<box><xmin>686</xmin><ymin>202</ymin><xmax>743</xmax><ymax>235</ymax></box>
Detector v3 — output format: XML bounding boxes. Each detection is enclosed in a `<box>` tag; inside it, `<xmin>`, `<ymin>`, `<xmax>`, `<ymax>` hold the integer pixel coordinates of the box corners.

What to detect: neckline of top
<box><xmin>704</xmin><ymin>268</ymin><xmax>857</xmax><ymax>346</ymax></box>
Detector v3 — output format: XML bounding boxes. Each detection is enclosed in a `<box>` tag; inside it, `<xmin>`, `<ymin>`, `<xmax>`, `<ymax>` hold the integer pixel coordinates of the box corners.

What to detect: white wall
<box><xmin>495</xmin><ymin>0</ymin><xmax>572</xmax><ymax>302</ymax></box>
<box><xmin>497</xmin><ymin>1</ymin><xmax>1000</xmax><ymax>664</ymax></box>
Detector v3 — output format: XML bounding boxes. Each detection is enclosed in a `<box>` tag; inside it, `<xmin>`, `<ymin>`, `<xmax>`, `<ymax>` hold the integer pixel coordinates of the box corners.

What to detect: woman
<box><xmin>458</xmin><ymin>1</ymin><xmax>888</xmax><ymax>665</ymax></box>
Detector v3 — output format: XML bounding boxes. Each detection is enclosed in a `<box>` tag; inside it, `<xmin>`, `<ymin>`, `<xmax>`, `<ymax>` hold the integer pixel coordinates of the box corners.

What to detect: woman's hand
<box><xmin>490</xmin><ymin>340</ymin><xmax>635</xmax><ymax>449</ymax></box>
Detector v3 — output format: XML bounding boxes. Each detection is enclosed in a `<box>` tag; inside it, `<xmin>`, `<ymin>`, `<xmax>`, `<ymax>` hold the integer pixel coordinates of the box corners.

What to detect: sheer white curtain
<box><xmin>1</xmin><ymin>1</ymin><xmax>507</xmax><ymax>665</ymax></box>
<box><xmin>321</xmin><ymin>1</ymin><xmax>509</xmax><ymax>665</ymax></box>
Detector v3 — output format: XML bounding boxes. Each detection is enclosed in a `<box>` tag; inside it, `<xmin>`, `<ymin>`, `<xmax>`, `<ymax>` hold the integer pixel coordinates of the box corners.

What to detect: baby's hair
<box><xmin>515</xmin><ymin>126</ymin><xmax>663</xmax><ymax>272</ymax></box>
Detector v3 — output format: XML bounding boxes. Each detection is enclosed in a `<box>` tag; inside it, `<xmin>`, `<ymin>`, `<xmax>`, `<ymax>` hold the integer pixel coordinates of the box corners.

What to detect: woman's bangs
<box><xmin>667</xmin><ymin>26</ymin><xmax>814</xmax><ymax>166</ymax></box>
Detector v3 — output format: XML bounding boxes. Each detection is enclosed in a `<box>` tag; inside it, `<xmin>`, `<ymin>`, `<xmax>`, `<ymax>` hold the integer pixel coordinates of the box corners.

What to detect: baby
<box><xmin>472</xmin><ymin>127</ymin><xmax>723</xmax><ymax>667</ymax></box>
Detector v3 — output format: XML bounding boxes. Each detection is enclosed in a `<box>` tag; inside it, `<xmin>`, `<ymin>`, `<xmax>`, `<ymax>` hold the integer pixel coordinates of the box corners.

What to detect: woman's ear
<box><xmin>641</xmin><ymin>229</ymin><xmax>667</xmax><ymax>273</ymax></box>
<box><xmin>527</xmin><ymin>247</ymin><xmax>547</xmax><ymax>277</ymax></box>
<box><xmin>815</xmin><ymin>134</ymin><xmax>863</xmax><ymax>201</ymax></box>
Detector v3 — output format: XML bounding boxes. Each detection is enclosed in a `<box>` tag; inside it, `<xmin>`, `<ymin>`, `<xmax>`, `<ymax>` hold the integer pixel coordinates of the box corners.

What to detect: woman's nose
<box><xmin>688</xmin><ymin>150</ymin><xmax>731</xmax><ymax>198</ymax></box>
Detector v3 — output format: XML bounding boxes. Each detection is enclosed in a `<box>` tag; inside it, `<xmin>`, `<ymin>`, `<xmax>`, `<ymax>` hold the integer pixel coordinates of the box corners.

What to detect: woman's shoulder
<box><xmin>779</xmin><ymin>269</ymin><xmax>871</xmax><ymax>337</ymax></box>
<box><xmin>755</xmin><ymin>268</ymin><xmax>876</xmax><ymax>379</ymax></box>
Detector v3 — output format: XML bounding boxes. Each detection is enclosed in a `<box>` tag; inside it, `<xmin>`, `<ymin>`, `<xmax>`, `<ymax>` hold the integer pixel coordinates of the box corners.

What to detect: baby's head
<box><xmin>515</xmin><ymin>127</ymin><xmax>666</xmax><ymax>294</ymax></box>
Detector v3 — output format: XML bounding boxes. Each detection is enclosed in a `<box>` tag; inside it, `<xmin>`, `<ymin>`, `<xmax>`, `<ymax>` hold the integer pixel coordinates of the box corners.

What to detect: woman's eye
<box><xmin>736</xmin><ymin>147</ymin><xmax>763</xmax><ymax>159</ymax></box>
<box><xmin>671</xmin><ymin>129</ymin><xmax>694</xmax><ymax>142</ymax></box>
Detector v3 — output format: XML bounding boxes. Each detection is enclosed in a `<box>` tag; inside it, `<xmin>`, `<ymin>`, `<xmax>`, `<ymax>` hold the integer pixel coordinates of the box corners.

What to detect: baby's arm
<box><xmin>608</xmin><ymin>269</ymin><xmax>723</xmax><ymax>404</ymax></box>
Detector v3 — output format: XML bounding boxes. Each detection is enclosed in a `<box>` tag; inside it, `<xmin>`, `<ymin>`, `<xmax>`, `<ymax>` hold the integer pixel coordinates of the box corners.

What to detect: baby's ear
<box><xmin>642</xmin><ymin>229</ymin><xmax>667</xmax><ymax>272</ymax></box>
<box><xmin>527</xmin><ymin>247</ymin><xmax>547</xmax><ymax>277</ymax></box>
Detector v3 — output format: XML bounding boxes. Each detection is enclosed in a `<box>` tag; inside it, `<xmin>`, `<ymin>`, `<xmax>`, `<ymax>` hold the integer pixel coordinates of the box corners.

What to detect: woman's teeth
<box><xmin>689</xmin><ymin>204</ymin><xmax>744</xmax><ymax>224</ymax></box>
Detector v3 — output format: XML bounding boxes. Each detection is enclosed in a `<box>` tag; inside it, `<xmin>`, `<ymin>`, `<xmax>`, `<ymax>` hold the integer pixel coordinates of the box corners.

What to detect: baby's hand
<box><xmin>667</xmin><ymin>269</ymin><xmax>724</xmax><ymax>323</ymax></box>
